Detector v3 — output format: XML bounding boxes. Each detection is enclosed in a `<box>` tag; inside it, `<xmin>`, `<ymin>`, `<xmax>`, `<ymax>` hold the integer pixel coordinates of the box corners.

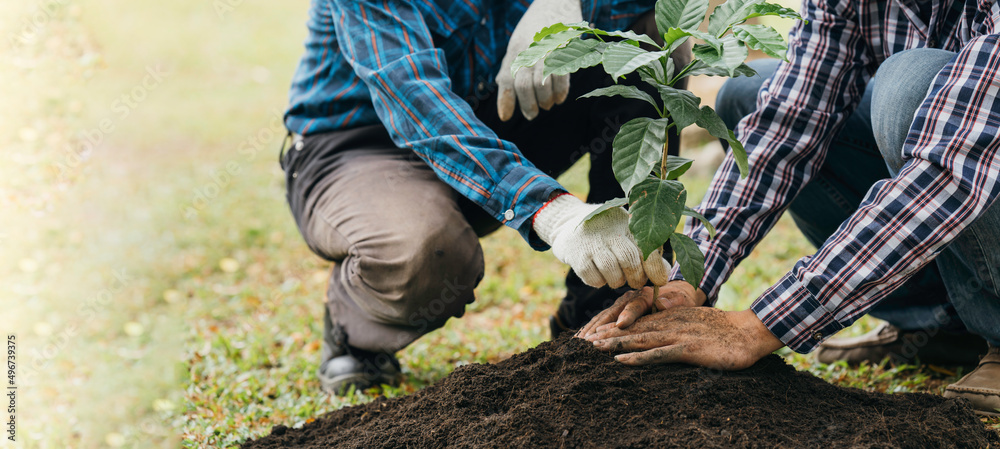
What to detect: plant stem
<box><xmin>669</xmin><ymin>60</ymin><xmax>699</xmax><ymax>86</ymax></box>
<box><xmin>660</xmin><ymin>132</ymin><xmax>670</xmax><ymax>180</ymax></box>
<box><xmin>651</xmin><ymin>132</ymin><xmax>669</xmax><ymax>314</ymax></box>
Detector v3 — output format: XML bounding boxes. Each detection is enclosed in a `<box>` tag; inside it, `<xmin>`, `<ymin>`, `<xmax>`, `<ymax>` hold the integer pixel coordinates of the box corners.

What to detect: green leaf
<box><xmin>655</xmin><ymin>0</ymin><xmax>709</xmax><ymax>35</ymax></box>
<box><xmin>638</xmin><ymin>58</ymin><xmax>674</xmax><ymax>86</ymax></box>
<box><xmin>542</xmin><ymin>39</ymin><xmax>605</xmax><ymax>79</ymax></box>
<box><xmin>657</xmin><ymin>86</ymin><xmax>701</xmax><ymax>130</ymax></box>
<box><xmin>602</xmin><ymin>43</ymin><xmax>669</xmax><ymax>80</ymax></box>
<box><xmin>733</xmin><ymin>24</ymin><xmax>788</xmax><ymax>59</ymax></box>
<box><xmin>691</xmin><ymin>35</ymin><xmax>748</xmax><ymax>77</ymax></box>
<box><xmin>533</xmin><ymin>21</ymin><xmax>594</xmax><ymax>41</ymax></box>
<box><xmin>580</xmin><ymin>85</ymin><xmax>661</xmax><ymax>114</ymax></box>
<box><xmin>663</xmin><ymin>155</ymin><xmax>693</xmax><ymax>180</ymax></box>
<box><xmin>746</xmin><ymin>2</ymin><xmax>803</xmax><ymax>22</ymax></box>
<box><xmin>533</xmin><ymin>23</ymin><xmax>572</xmax><ymax>41</ymax></box>
<box><xmin>662</xmin><ymin>28</ymin><xmax>722</xmax><ymax>55</ymax></box>
<box><xmin>596</xmin><ymin>29</ymin><xmax>660</xmax><ymax>47</ymax></box>
<box><xmin>511</xmin><ymin>29</ymin><xmax>587</xmax><ymax>78</ymax></box>
<box><xmin>689</xmin><ymin>30</ymin><xmax>724</xmax><ymax>51</ymax></box>
<box><xmin>560</xmin><ymin>23</ymin><xmax>661</xmax><ymax>46</ymax></box>
<box><xmin>628</xmin><ymin>178</ymin><xmax>687</xmax><ymax>259</ymax></box>
<box><xmin>612</xmin><ymin>118</ymin><xmax>670</xmax><ymax>193</ymax></box>
<box><xmin>669</xmin><ymin>233</ymin><xmax>706</xmax><ymax>289</ymax></box>
<box><xmin>581</xmin><ymin>197</ymin><xmax>629</xmax><ymax>224</ymax></box>
<box><xmin>682</xmin><ymin>207</ymin><xmax>716</xmax><ymax>238</ymax></box>
<box><xmin>729</xmin><ymin>135</ymin><xmax>750</xmax><ymax>178</ymax></box>
<box><xmin>686</xmin><ymin>61</ymin><xmax>757</xmax><ymax>77</ymax></box>
<box><xmin>707</xmin><ymin>0</ymin><xmax>764</xmax><ymax>37</ymax></box>
<box><xmin>707</xmin><ymin>0</ymin><xmax>802</xmax><ymax>37</ymax></box>
<box><xmin>662</xmin><ymin>28</ymin><xmax>692</xmax><ymax>55</ymax></box>
<box><xmin>695</xmin><ymin>106</ymin><xmax>749</xmax><ymax>178</ymax></box>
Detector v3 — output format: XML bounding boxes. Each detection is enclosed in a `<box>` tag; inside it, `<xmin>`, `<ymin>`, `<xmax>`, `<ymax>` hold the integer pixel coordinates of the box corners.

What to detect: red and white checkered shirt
<box><xmin>672</xmin><ymin>0</ymin><xmax>1000</xmax><ymax>352</ymax></box>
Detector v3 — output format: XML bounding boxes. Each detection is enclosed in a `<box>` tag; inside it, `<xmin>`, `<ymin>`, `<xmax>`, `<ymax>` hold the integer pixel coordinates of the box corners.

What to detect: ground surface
<box><xmin>2</xmin><ymin>1</ymin><xmax>997</xmax><ymax>448</ymax></box>
<box><xmin>243</xmin><ymin>336</ymin><xmax>998</xmax><ymax>449</ymax></box>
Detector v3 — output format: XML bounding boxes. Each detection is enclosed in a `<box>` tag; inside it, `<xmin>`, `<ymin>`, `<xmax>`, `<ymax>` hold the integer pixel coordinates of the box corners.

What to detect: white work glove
<box><xmin>496</xmin><ymin>0</ymin><xmax>583</xmax><ymax>121</ymax></box>
<box><xmin>533</xmin><ymin>195</ymin><xmax>672</xmax><ymax>289</ymax></box>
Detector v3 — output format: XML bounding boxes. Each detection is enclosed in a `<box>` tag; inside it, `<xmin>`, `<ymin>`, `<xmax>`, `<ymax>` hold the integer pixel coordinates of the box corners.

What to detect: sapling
<box><xmin>512</xmin><ymin>0</ymin><xmax>802</xmax><ymax>296</ymax></box>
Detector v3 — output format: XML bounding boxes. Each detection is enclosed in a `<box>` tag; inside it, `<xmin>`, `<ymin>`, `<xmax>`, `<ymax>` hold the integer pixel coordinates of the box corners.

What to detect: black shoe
<box><xmin>318</xmin><ymin>307</ymin><xmax>402</xmax><ymax>394</ymax></box>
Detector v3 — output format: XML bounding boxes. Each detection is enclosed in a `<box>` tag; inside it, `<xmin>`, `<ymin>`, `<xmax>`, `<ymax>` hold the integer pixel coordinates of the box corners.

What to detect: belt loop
<box><xmin>278</xmin><ymin>131</ymin><xmax>292</xmax><ymax>170</ymax></box>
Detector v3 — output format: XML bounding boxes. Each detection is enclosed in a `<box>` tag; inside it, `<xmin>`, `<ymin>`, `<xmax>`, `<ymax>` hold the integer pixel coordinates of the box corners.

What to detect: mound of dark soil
<box><xmin>244</xmin><ymin>335</ymin><xmax>998</xmax><ymax>448</ymax></box>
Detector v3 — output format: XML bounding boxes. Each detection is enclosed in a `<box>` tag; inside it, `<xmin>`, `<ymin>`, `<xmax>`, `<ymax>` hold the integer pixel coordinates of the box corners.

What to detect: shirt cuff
<box><xmin>482</xmin><ymin>166</ymin><xmax>565</xmax><ymax>251</ymax></box>
<box><xmin>750</xmin><ymin>271</ymin><xmax>846</xmax><ymax>354</ymax></box>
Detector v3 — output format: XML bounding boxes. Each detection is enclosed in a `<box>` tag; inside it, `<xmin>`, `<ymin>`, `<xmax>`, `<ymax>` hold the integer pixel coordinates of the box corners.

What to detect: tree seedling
<box><xmin>512</xmin><ymin>0</ymin><xmax>802</xmax><ymax>289</ymax></box>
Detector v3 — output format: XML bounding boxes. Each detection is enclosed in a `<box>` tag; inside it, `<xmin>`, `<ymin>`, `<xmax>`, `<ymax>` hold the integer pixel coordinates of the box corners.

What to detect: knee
<box><xmin>715</xmin><ymin>59</ymin><xmax>781</xmax><ymax>130</ymax></box>
<box><xmin>871</xmin><ymin>48</ymin><xmax>956</xmax><ymax>173</ymax></box>
<box><xmin>350</xmin><ymin>218</ymin><xmax>484</xmax><ymax>324</ymax></box>
<box><xmin>872</xmin><ymin>48</ymin><xmax>953</xmax><ymax>97</ymax></box>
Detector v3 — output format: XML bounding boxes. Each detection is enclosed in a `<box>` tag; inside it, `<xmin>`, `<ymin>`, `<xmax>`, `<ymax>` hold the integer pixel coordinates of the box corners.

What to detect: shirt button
<box><xmin>504</xmin><ymin>209</ymin><xmax>515</xmax><ymax>221</ymax></box>
<box><xmin>292</xmin><ymin>172</ymin><xmax>298</xmax><ymax>178</ymax></box>
<box><xmin>477</xmin><ymin>81</ymin><xmax>486</xmax><ymax>92</ymax></box>
<box><xmin>480</xmin><ymin>17</ymin><xmax>487</xmax><ymax>26</ymax></box>
<box><xmin>812</xmin><ymin>331</ymin><xmax>823</xmax><ymax>341</ymax></box>
<box><xmin>294</xmin><ymin>140</ymin><xmax>304</xmax><ymax>151</ymax></box>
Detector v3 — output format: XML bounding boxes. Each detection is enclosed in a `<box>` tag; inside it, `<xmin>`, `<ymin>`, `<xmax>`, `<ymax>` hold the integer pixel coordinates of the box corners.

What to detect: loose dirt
<box><xmin>244</xmin><ymin>335</ymin><xmax>998</xmax><ymax>448</ymax></box>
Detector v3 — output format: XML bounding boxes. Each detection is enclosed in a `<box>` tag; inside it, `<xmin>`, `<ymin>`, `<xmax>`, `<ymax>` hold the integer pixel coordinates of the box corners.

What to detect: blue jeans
<box><xmin>715</xmin><ymin>49</ymin><xmax>1000</xmax><ymax>346</ymax></box>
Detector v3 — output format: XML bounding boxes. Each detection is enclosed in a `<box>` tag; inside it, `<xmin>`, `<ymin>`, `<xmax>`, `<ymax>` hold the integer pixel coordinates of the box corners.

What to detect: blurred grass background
<box><xmin>1</xmin><ymin>1</ymin><xmax>995</xmax><ymax>448</ymax></box>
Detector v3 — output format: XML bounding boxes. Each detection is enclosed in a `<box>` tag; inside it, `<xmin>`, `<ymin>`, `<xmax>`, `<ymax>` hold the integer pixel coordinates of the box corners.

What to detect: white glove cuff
<box><xmin>532</xmin><ymin>194</ymin><xmax>585</xmax><ymax>245</ymax></box>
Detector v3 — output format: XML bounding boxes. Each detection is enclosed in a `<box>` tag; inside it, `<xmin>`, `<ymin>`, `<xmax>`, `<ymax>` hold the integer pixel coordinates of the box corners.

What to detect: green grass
<box><xmin>1</xmin><ymin>1</ymin><xmax>996</xmax><ymax>448</ymax></box>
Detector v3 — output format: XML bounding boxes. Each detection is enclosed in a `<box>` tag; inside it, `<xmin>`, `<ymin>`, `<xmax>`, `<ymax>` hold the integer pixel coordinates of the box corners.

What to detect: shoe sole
<box><xmin>320</xmin><ymin>372</ymin><xmax>400</xmax><ymax>394</ymax></box>
<box><xmin>972</xmin><ymin>409</ymin><xmax>999</xmax><ymax>418</ymax></box>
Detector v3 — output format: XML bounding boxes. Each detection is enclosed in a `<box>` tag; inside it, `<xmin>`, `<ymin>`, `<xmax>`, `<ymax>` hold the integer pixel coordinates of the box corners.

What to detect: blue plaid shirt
<box><xmin>672</xmin><ymin>0</ymin><xmax>1000</xmax><ymax>352</ymax></box>
<box><xmin>286</xmin><ymin>0</ymin><xmax>655</xmax><ymax>248</ymax></box>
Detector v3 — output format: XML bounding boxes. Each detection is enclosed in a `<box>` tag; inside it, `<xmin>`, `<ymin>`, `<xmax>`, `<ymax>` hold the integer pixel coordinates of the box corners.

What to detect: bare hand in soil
<box><xmin>575</xmin><ymin>282</ymin><xmax>706</xmax><ymax>339</ymax></box>
<box><xmin>585</xmin><ymin>308</ymin><xmax>784</xmax><ymax>370</ymax></box>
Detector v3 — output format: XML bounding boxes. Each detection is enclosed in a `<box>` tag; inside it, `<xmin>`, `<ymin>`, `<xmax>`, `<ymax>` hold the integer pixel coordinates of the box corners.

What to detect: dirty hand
<box><xmin>496</xmin><ymin>0</ymin><xmax>583</xmax><ymax>121</ymax></box>
<box><xmin>584</xmin><ymin>307</ymin><xmax>784</xmax><ymax>370</ymax></box>
<box><xmin>533</xmin><ymin>194</ymin><xmax>671</xmax><ymax>289</ymax></box>
<box><xmin>576</xmin><ymin>282</ymin><xmax>707</xmax><ymax>338</ymax></box>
